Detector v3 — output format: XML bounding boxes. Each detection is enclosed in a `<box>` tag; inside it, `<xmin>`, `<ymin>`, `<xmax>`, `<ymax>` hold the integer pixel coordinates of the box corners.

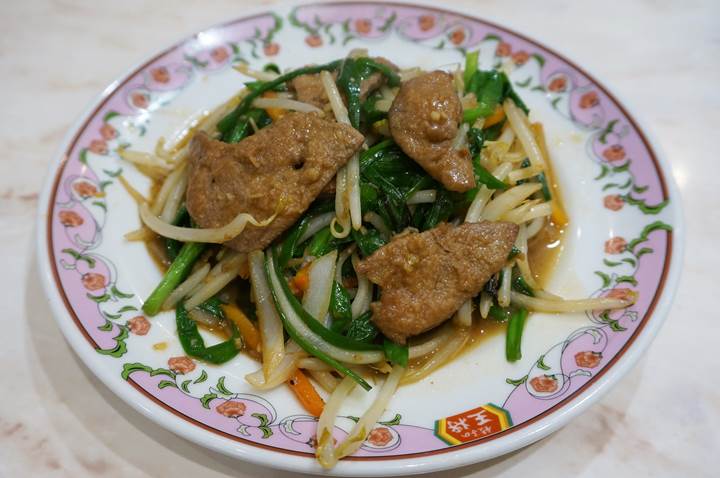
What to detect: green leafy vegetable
<box><xmin>336</xmin><ymin>57</ymin><xmax>401</xmax><ymax>129</ymax></box>
<box><xmin>329</xmin><ymin>281</ymin><xmax>352</xmax><ymax>332</ymax></box>
<box><xmin>217</xmin><ymin>60</ymin><xmax>343</xmax><ymax>138</ymax></box>
<box><xmin>505</xmin><ymin>307</ymin><xmax>528</xmax><ymax>362</ymax></box>
<box><xmin>383</xmin><ymin>339</ymin><xmax>409</xmax><ymax>367</ymax></box>
<box><xmin>222</xmin><ymin>108</ymin><xmax>271</xmax><ymax>144</ymax></box>
<box><xmin>270</xmin><ymin>248</ymin><xmax>381</xmax><ymax>352</ymax></box>
<box><xmin>176</xmin><ymin>303</ymin><xmax>240</xmax><ymax>364</ymax></box>
<box><xmin>143</xmin><ymin>242</ymin><xmax>206</xmax><ymax>316</ymax></box>
<box><xmin>165</xmin><ymin>206</ymin><xmax>190</xmax><ymax>261</ymax></box>
<box><xmin>345</xmin><ymin>311</ymin><xmax>379</xmax><ymax>343</ymax></box>
<box><xmin>512</xmin><ymin>276</ymin><xmax>535</xmax><ymax>297</ymax></box>
<box><xmin>463</xmin><ymin>50</ymin><xmax>479</xmax><ymax>90</ymax></box>
<box><xmin>351</xmin><ymin>228</ymin><xmax>386</xmax><ymax>257</ymax></box>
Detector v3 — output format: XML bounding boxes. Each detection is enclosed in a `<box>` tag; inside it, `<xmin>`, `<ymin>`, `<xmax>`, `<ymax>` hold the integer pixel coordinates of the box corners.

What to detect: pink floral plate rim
<box><xmin>37</xmin><ymin>1</ymin><xmax>683</xmax><ymax>474</ymax></box>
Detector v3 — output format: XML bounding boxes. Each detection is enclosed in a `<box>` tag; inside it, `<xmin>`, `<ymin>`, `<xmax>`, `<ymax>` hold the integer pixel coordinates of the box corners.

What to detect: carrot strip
<box><xmin>221</xmin><ymin>304</ymin><xmax>261</xmax><ymax>353</ymax></box>
<box><xmin>288</xmin><ymin>369</ymin><xmax>325</xmax><ymax>417</ymax></box>
<box><xmin>261</xmin><ymin>91</ymin><xmax>286</xmax><ymax>121</ymax></box>
<box><xmin>531</xmin><ymin>122</ymin><xmax>569</xmax><ymax>227</ymax></box>
<box><xmin>484</xmin><ymin>104</ymin><xmax>505</xmax><ymax>128</ymax></box>
<box><xmin>289</xmin><ymin>265</ymin><xmax>310</xmax><ymax>296</ymax></box>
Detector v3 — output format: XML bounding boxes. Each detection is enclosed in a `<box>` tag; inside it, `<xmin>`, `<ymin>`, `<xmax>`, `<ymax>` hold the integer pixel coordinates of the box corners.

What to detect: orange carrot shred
<box><xmin>221</xmin><ymin>304</ymin><xmax>261</xmax><ymax>353</ymax></box>
<box><xmin>288</xmin><ymin>369</ymin><xmax>325</xmax><ymax>417</ymax></box>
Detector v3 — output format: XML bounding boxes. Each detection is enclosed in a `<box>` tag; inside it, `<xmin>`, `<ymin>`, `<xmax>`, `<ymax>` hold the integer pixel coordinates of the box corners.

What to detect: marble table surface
<box><xmin>1</xmin><ymin>0</ymin><xmax>718</xmax><ymax>476</ymax></box>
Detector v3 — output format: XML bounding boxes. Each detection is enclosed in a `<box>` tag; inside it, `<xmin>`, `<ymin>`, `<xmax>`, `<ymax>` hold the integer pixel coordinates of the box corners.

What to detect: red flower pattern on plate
<box><xmin>602</xmin><ymin>144</ymin><xmax>626</xmax><ymax>162</ymax></box>
<box><xmin>99</xmin><ymin>123</ymin><xmax>117</xmax><ymax>140</ymax></box>
<box><xmin>73</xmin><ymin>181</ymin><xmax>98</xmax><ymax>198</ymax></box>
<box><xmin>355</xmin><ymin>18</ymin><xmax>372</xmax><ymax>35</ymax></box>
<box><xmin>168</xmin><ymin>356</ymin><xmax>195</xmax><ymax>374</ymax></box>
<box><xmin>449</xmin><ymin>28</ymin><xmax>465</xmax><ymax>45</ymax></box>
<box><xmin>511</xmin><ymin>51</ymin><xmax>529</xmax><ymax>66</ymax></box>
<box><xmin>579</xmin><ymin>91</ymin><xmax>599</xmax><ymax>109</ymax></box>
<box><xmin>603</xmin><ymin>194</ymin><xmax>624</xmax><ymax>211</ymax></box>
<box><xmin>58</xmin><ymin>210</ymin><xmax>83</xmax><ymax>227</ymax></box>
<box><xmin>575</xmin><ymin>351</ymin><xmax>602</xmax><ymax>368</ymax></box>
<box><xmin>210</xmin><ymin>47</ymin><xmax>229</xmax><ymax>64</ymax></box>
<box><xmin>150</xmin><ymin>66</ymin><xmax>170</xmax><ymax>84</ymax></box>
<box><xmin>604</xmin><ymin>236</ymin><xmax>627</xmax><ymax>254</ymax></box>
<box><xmin>127</xmin><ymin>316</ymin><xmax>151</xmax><ymax>335</ymax></box>
<box><xmin>305</xmin><ymin>34</ymin><xmax>322</xmax><ymax>47</ymax></box>
<box><xmin>530</xmin><ymin>375</ymin><xmax>558</xmax><ymax>393</ymax></box>
<box><xmin>367</xmin><ymin>427</ymin><xmax>393</xmax><ymax>446</ymax></box>
<box><xmin>263</xmin><ymin>42</ymin><xmax>279</xmax><ymax>56</ymax></box>
<box><xmin>496</xmin><ymin>42</ymin><xmax>512</xmax><ymax>57</ymax></box>
<box><xmin>418</xmin><ymin>15</ymin><xmax>435</xmax><ymax>31</ymax></box>
<box><xmin>81</xmin><ymin>273</ymin><xmax>106</xmax><ymax>291</ymax></box>
<box><xmin>131</xmin><ymin>92</ymin><xmax>150</xmax><ymax>109</ymax></box>
<box><xmin>88</xmin><ymin>139</ymin><xmax>108</xmax><ymax>155</ymax></box>
<box><xmin>548</xmin><ymin>76</ymin><xmax>567</xmax><ymax>92</ymax></box>
<box><xmin>216</xmin><ymin>400</ymin><xmax>246</xmax><ymax>418</ymax></box>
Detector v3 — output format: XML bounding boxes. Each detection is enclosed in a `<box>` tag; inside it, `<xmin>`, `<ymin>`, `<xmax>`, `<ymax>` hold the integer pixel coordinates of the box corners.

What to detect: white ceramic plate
<box><xmin>37</xmin><ymin>1</ymin><xmax>683</xmax><ymax>475</ymax></box>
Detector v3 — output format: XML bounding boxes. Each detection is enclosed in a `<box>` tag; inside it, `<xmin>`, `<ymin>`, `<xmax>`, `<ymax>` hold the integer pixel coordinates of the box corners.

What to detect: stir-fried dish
<box><xmin>121</xmin><ymin>50</ymin><xmax>634</xmax><ymax>468</ymax></box>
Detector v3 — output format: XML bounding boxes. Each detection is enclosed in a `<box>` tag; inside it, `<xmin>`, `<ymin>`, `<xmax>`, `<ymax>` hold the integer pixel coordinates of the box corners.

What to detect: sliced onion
<box><xmin>298</xmin><ymin>212</ymin><xmax>335</xmax><ymax>245</ymax></box>
<box><xmin>303</xmin><ymin>250</ymin><xmax>338</xmax><ymax>322</ymax></box>
<box><xmin>307</xmin><ymin>370</ymin><xmax>339</xmax><ymax>393</ymax></box>
<box><xmin>245</xmin><ymin>351</ymin><xmax>304</xmax><ymax>390</ymax></box>
<box><xmin>297</xmin><ymin>357</ymin><xmax>333</xmax><ymax>371</ymax></box>
<box><xmin>249</xmin><ymin>251</ymin><xmax>286</xmax><ymax>378</ymax></box>
<box><xmin>267</xmin><ymin>252</ymin><xmax>384</xmax><ymax>365</ymax></box>
<box><xmin>408</xmin><ymin>323</ymin><xmax>454</xmax><ymax>359</ymax></box>
<box><xmin>402</xmin><ymin>327</ymin><xmax>469</xmax><ymax>385</ymax></box>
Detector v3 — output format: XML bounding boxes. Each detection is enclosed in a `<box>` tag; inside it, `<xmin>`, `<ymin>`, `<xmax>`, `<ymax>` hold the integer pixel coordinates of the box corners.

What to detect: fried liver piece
<box><xmin>288</xmin><ymin>57</ymin><xmax>398</xmax><ymax>109</ymax></box>
<box><xmin>388</xmin><ymin>71</ymin><xmax>475</xmax><ymax>193</ymax></box>
<box><xmin>356</xmin><ymin>221</ymin><xmax>518</xmax><ymax>343</ymax></box>
<box><xmin>186</xmin><ymin>112</ymin><xmax>363</xmax><ymax>252</ymax></box>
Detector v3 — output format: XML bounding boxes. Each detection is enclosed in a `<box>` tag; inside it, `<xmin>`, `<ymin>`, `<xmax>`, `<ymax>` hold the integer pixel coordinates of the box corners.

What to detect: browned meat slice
<box><xmin>356</xmin><ymin>221</ymin><xmax>518</xmax><ymax>343</ymax></box>
<box><xmin>186</xmin><ymin>112</ymin><xmax>363</xmax><ymax>252</ymax></box>
<box><xmin>359</xmin><ymin>57</ymin><xmax>398</xmax><ymax>99</ymax></box>
<box><xmin>288</xmin><ymin>57</ymin><xmax>398</xmax><ymax>109</ymax></box>
<box><xmin>388</xmin><ymin>71</ymin><xmax>475</xmax><ymax>193</ymax></box>
<box><xmin>288</xmin><ymin>71</ymin><xmax>336</xmax><ymax>109</ymax></box>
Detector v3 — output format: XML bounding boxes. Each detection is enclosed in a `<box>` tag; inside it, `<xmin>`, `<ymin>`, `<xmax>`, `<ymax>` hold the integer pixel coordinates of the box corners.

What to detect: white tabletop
<box><xmin>1</xmin><ymin>0</ymin><xmax>717</xmax><ymax>476</ymax></box>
